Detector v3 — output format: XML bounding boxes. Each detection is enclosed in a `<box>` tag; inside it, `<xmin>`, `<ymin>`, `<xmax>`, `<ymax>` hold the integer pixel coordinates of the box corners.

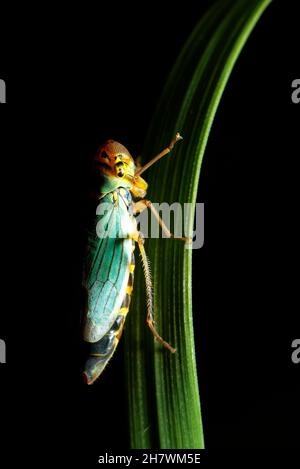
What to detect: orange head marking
<box><xmin>95</xmin><ymin>140</ymin><xmax>136</xmax><ymax>180</ymax></box>
<box><xmin>95</xmin><ymin>140</ymin><xmax>148</xmax><ymax>197</ymax></box>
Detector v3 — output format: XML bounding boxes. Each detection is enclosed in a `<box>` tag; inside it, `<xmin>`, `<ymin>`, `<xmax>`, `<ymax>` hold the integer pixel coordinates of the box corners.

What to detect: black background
<box><xmin>0</xmin><ymin>0</ymin><xmax>299</xmax><ymax>463</ymax></box>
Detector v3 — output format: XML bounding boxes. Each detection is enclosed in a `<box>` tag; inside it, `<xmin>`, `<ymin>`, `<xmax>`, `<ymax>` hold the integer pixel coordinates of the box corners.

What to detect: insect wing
<box><xmin>83</xmin><ymin>193</ymin><xmax>133</xmax><ymax>343</ymax></box>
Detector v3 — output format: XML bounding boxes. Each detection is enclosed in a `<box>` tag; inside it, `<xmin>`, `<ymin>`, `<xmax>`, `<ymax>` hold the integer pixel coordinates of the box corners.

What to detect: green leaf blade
<box><xmin>125</xmin><ymin>0</ymin><xmax>272</xmax><ymax>449</ymax></box>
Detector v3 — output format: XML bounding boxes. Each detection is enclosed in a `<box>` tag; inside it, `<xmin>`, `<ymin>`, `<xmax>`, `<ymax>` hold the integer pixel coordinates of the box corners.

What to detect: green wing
<box><xmin>83</xmin><ymin>191</ymin><xmax>134</xmax><ymax>343</ymax></box>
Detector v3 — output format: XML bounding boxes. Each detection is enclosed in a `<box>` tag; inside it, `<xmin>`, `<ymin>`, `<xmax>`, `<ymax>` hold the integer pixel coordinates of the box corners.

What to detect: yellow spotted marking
<box><xmin>113</xmin><ymin>191</ymin><xmax>119</xmax><ymax>205</ymax></box>
<box><xmin>120</xmin><ymin>307</ymin><xmax>129</xmax><ymax>316</ymax></box>
<box><xmin>126</xmin><ymin>285</ymin><xmax>133</xmax><ymax>295</ymax></box>
<box><xmin>130</xmin><ymin>263</ymin><xmax>135</xmax><ymax>273</ymax></box>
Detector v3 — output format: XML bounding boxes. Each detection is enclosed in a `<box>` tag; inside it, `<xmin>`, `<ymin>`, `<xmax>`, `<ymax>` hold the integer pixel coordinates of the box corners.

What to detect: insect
<box><xmin>82</xmin><ymin>132</ymin><xmax>188</xmax><ymax>384</ymax></box>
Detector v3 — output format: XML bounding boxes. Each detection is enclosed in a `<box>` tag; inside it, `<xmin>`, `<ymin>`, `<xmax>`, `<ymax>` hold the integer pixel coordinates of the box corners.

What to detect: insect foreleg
<box><xmin>134</xmin><ymin>132</ymin><xmax>183</xmax><ymax>178</ymax></box>
<box><xmin>137</xmin><ymin>235</ymin><xmax>176</xmax><ymax>353</ymax></box>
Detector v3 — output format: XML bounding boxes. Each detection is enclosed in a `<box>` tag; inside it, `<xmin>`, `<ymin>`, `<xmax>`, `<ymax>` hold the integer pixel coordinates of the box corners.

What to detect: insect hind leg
<box><xmin>137</xmin><ymin>236</ymin><xmax>176</xmax><ymax>353</ymax></box>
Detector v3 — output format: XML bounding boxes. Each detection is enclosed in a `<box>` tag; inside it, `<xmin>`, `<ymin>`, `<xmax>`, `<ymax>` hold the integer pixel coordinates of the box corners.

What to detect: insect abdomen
<box><xmin>83</xmin><ymin>248</ymin><xmax>135</xmax><ymax>384</ymax></box>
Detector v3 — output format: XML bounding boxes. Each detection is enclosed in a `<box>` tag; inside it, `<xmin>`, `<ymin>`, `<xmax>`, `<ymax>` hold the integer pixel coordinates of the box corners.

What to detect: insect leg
<box><xmin>134</xmin><ymin>132</ymin><xmax>183</xmax><ymax>178</ymax></box>
<box><xmin>137</xmin><ymin>234</ymin><xmax>176</xmax><ymax>353</ymax></box>
<box><xmin>134</xmin><ymin>199</ymin><xmax>192</xmax><ymax>243</ymax></box>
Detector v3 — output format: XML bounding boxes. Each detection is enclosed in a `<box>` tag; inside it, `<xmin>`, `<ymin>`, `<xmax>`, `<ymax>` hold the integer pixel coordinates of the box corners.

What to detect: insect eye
<box><xmin>101</xmin><ymin>151</ymin><xmax>109</xmax><ymax>159</ymax></box>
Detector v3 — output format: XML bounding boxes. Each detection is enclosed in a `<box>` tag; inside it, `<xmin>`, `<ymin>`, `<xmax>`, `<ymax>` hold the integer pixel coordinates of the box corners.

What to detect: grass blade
<box><xmin>125</xmin><ymin>0</ymin><xmax>272</xmax><ymax>449</ymax></box>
